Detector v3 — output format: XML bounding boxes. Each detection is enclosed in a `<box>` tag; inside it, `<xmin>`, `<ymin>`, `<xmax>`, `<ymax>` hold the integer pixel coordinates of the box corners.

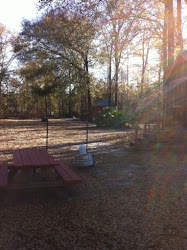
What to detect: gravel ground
<box><xmin>0</xmin><ymin>119</ymin><xmax>186</xmax><ymax>250</ymax></box>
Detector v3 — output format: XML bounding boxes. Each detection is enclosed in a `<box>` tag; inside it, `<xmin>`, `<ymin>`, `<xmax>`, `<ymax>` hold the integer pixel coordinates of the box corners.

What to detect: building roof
<box><xmin>179</xmin><ymin>49</ymin><xmax>187</xmax><ymax>60</ymax></box>
<box><xmin>94</xmin><ymin>100</ymin><xmax>114</xmax><ymax>107</ymax></box>
<box><xmin>165</xmin><ymin>49</ymin><xmax>187</xmax><ymax>86</ymax></box>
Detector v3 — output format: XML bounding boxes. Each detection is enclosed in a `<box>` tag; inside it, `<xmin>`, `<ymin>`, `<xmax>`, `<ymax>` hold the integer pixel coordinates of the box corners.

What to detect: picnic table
<box><xmin>0</xmin><ymin>148</ymin><xmax>81</xmax><ymax>189</ymax></box>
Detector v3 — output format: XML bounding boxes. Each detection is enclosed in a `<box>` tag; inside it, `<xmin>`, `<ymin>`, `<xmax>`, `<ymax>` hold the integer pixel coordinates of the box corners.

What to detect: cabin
<box><xmin>164</xmin><ymin>50</ymin><xmax>187</xmax><ymax>127</ymax></box>
<box><xmin>92</xmin><ymin>100</ymin><xmax>115</xmax><ymax>117</ymax></box>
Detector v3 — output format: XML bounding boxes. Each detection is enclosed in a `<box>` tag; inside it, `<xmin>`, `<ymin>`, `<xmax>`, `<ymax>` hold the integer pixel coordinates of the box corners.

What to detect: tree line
<box><xmin>0</xmin><ymin>0</ymin><xmax>186</xmax><ymax>122</ymax></box>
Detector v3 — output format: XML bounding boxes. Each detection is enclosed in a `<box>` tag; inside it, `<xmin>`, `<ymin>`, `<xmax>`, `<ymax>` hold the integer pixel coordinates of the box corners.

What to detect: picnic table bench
<box><xmin>54</xmin><ymin>161</ymin><xmax>82</xmax><ymax>184</ymax></box>
<box><xmin>0</xmin><ymin>148</ymin><xmax>81</xmax><ymax>189</ymax></box>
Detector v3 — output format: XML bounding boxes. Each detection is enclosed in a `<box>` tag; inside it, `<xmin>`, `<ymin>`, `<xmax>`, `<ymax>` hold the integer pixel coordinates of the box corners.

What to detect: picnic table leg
<box><xmin>8</xmin><ymin>168</ymin><xmax>18</xmax><ymax>182</ymax></box>
<box><xmin>33</xmin><ymin>168</ymin><xmax>36</xmax><ymax>176</ymax></box>
<box><xmin>135</xmin><ymin>126</ymin><xmax>138</xmax><ymax>146</ymax></box>
<box><xmin>22</xmin><ymin>168</ymin><xmax>32</xmax><ymax>183</ymax></box>
<box><xmin>40</xmin><ymin>167</ymin><xmax>56</xmax><ymax>181</ymax></box>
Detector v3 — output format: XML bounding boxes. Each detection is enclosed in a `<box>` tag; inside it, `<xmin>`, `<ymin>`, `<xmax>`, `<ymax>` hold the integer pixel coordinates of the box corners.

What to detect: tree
<box><xmin>98</xmin><ymin>0</ymin><xmax>148</xmax><ymax>107</ymax></box>
<box><xmin>167</xmin><ymin>0</ymin><xmax>175</xmax><ymax>67</ymax></box>
<box><xmin>14</xmin><ymin>5</ymin><xmax>99</xmax><ymax>118</ymax></box>
<box><xmin>0</xmin><ymin>23</ymin><xmax>17</xmax><ymax>117</ymax></box>
<box><xmin>163</xmin><ymin>1</ymin><xmax>168</xmax><ymax>79</ymax></box>
<box><xmin>176</xmin><ymin>0</ymin><xmax>183</xmax><ymax>50</ymax></box>
<box><xmin>0</xmin><ymin>23</ymin><xmax>15</xmax><ymax>96</ymax></box>
<box><xmin>10</xmin><ymin>0</ymin><xmax>187</xmax><ymax>121</ymax></box>
<box><xmin>19</xmin><ymin>59</ymin><xmax>60</xmax><ymax>117</ymax></box>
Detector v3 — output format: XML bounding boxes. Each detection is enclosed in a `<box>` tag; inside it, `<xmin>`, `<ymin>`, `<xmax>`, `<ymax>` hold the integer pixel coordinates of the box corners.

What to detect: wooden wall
<box><xmin>164</xmin><ymin>60</ymin><xmax>187</xmax><ymax>126</ymax></box>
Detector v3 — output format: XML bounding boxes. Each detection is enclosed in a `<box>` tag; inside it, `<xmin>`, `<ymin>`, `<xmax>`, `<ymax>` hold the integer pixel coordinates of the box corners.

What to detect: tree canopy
<box><xmin>0</xmin><ymin>0</ymin><xmax>186</xmax><ymax>121</ymax></box>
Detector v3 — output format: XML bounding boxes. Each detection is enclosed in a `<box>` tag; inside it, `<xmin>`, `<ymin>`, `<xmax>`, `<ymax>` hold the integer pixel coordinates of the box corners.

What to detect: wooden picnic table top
<box><xmin>13</xmin><ymin>148</ymin><xmax>56</xmax><ymax>168</ymax></box>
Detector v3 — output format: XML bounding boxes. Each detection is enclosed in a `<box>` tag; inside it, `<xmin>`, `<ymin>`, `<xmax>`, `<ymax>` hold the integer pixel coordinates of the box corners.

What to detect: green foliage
<box><xmin>95</xmin><ymin>107</ymin><xmax>136</xmax><ymax>128</ymax></box>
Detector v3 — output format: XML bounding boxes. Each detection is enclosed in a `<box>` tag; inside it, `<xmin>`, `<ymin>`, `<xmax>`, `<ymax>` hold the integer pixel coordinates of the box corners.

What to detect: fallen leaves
<box><xmin>0</xmin><ymin>119</ymin><xmax>186</xmax><ymax>249</ymax></box>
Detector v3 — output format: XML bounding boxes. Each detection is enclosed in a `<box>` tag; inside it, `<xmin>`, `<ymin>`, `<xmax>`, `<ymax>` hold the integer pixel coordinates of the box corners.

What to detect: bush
<box><xmin>95</xmin><ymin>107</ymin><xmax>136</xmax><ymax>128</ymax></box>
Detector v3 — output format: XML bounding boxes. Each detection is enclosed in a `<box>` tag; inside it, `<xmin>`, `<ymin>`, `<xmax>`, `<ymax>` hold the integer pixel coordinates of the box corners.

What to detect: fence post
<box><xmin>148</xmin><ymin>123</ymin><xmax>150</xmax><ymax>132</ymax></box>
<box><xmin>144</xmin><ymin>123</ymin><xmax>147</xmax><ymax>133</ymax></box>
<box><xmin>135</xmin><ymin>126</ymin><xmax>138</xmax><ymax>146</ymax></box>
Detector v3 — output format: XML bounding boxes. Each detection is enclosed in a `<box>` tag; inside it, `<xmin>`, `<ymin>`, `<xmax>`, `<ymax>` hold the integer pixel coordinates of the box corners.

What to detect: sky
<box><xmin>0</xmin><ymin>0</ymin><xmax>187</xmax><ymax>39</ymax></box>
<box><xmin>0</xmin><ymin>0</ymin><xmax>40</xmax><ymax>32</ymax></box>
<box><xmin>0</xmin><ymin>0</ymin><xmax>186</xmax><ymax>77</ymax></box>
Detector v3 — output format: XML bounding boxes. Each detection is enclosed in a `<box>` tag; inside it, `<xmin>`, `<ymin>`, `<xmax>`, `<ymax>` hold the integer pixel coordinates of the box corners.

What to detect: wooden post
<box><xmin>144</xmin><ymin>123</ymin><xmax>147</xmax><ymax>133</ymax></box>
<box><xmin>148</xmin><ymin>123</ymin><xmax>150</xmax><ymax>132</ymax></box>
<box><xmin>157</xmin><ymin>121</ymin><xmax>160</xmax><ymax>143</ymax></box>
<box><xmin>162</xmin><ymin>120</ymin><xmax>165</xmax><ymax>131</ymax></box>
<box><xmin>135</xmin><ymin>126</ymin><xmax>138</xmax><ymax>146</ymax></box>
<box><xmin>157</xmin><ymin>121</ymin><xmax>160</xmax><ymax>134</ymax></box>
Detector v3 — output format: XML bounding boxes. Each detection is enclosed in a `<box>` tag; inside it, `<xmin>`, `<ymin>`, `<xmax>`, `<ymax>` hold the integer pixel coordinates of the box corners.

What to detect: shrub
<box><xmin>95</xmin><ymin>107</ymin><xmax>135</xmax><ymax>128</ymax></box>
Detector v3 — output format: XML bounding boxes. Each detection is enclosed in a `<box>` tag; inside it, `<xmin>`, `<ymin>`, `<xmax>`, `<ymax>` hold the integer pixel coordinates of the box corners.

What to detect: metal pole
<box><xmin>86</xmin><ymin>112</ymin><xmax>89</xmax><ymax>151</ymax></box>
<box><xmin>46</xmin><ymin>117</ymin><xmax>48</xmax><ymax>151</ymax></box>
<box><xmin>45</xmin><ymin>95</ymin><xmax>48</xmax><ymax>151</ymax></box>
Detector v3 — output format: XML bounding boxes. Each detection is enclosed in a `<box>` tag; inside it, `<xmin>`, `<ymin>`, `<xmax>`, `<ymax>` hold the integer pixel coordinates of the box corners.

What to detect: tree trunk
<box><xmin>45</xmin><ymin>96</ymin><xmax>48</xmax><ymax>117</ymax></box>
<box><xmin>85</xmin><ymin>55</ymin><xmax>92</xmax><ymax>120</ymax></box>
<box><xmin>114</xmin><ymin>23</ymin><xmax>119</xmax><ymax>107</ymax></box>
<box><xmin>140</xmin><ymin>29</ymin><xmax>150</xmax><ymax>95</ymax></box>
<box><xmin>108</xmin><ymin>56</ymin><xmax>112</xmax><ymax>106</ymax></box>
<box><xmin>58</xmin><ymin>98</ymin><xmax>61</xmax><ymax>117</ymax></box>
<box><xmin>126</xmin><ymin>48</ymin><xmax>129</xmax><ymax>111</ymax></box>
<box><xmin>163</xmin><ymin>1</ymin><xmax>168</xmax><ymax>79</ymax></box>
<box><xmin>69</xmin><ymin>89</ymin><xmax>72</xmax><ymax>118</ymax></box>
<box><xmin>68</xmin><ymin>69</ymin><xmax>72</xmax><ymax>118</ymax></box>
<box><xmin>167</xmin><ymin>0</ymin><xmax>175</xmax><ymax>68</ymax></box>
<box><xmin>176</xmin><ymin>0</ymin><xmax>183</xmax><ymax>50</ymax></box>
<box><xmin>80</xmin><ymin>94</ymin><xmax>85</xmax><ymax>120</ymax></box>
<box><xmin>114</xmin><ymin>57</ymin><xmax>119</xmax><ymax>107</ymax></box>
<box><xmin>158</xmin><ymin>52</ymin><xmax>162</xmax><ymax>84</ymax></box>
<box><xmin>85</xmin><ymin>53</ymin><xmax>92</xmax><ymax>121</ymax></box>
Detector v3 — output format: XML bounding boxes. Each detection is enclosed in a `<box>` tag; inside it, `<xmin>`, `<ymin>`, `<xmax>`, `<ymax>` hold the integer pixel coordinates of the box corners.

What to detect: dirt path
<box><xmin>0</xmin><ymin>119</ymin><xmax>186</xmax><ymax>249</ymax></box>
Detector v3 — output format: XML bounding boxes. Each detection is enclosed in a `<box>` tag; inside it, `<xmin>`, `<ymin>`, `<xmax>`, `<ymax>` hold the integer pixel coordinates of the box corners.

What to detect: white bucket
<box><xmin>79</xmin><ymin>144</ymin><xmax>86</xmax><ymax>155</ymax></box>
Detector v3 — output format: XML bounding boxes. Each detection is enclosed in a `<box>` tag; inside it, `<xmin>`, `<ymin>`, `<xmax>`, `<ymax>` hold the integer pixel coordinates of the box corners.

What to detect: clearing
<box><xmin>0</xmin><ymin>118</ymin><xmax>186</xmax><ymax>250</ymax></box>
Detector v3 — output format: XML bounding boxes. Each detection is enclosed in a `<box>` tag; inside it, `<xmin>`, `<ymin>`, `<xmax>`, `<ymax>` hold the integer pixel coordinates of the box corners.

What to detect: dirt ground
<box><xmin>0</xmin><ymin>118</ymin><xmax>186</xmax><ymax>250</ymax></box>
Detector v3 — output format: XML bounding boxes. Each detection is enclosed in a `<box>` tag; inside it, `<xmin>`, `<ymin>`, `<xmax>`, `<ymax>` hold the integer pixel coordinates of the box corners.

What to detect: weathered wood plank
<box><xmin>13</xmin><ymin>149</ymin><xmax>56</xmax><ymax>168</ymax></box>
<box><xmin>20</xmin><ymin>149</ymin><xmax>36</xmax><ymax>167</ymax></box>
<box><xmin>7</xmin><ymin>180</ymin><xmax>65</xmax><ymax>190</ymax></box>
<box><xmin>32</xmin><ymin>149</ymin><xmax>50</xmax><ymax>166</ymax></box>
<box><xmin>54</xmin><ymin>161</ymin><xmax>82</xmax><ymax>184</ymax></box>
<box><xmin>31</xmin><ymin>149</ymin><xmax>55</xmax><ymax>167</ymax></box>
<box><xmin>13</xmin><ymin>150</ymin><xmax>23</xmax><ymax>167</ymax></box>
